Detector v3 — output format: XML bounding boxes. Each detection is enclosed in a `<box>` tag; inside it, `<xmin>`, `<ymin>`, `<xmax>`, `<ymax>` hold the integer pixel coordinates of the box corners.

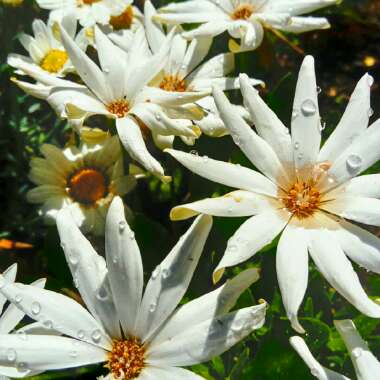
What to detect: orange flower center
<box><xmin>68</xmin><ymin>168</ymin><xmax>107</xmax><ymax>204</ymax></box>
<box><xmin>231</xmin><ymin>4</ymin><xmax>254</xmax><ymax>20</ymax></box>
<box><xmin>106</xmin><ymin>338</ymin><xmax>145</xmax><ymax>379</ymax></box>
<box><xmin>40</xmin><ymin>50</ymin><xmax>68</xmax><ymax>73</ymax></box>
<box><xmin>107</xmin><ymin>99</ymin><xmax>130</xmax><ymax>118</ymax></box>
<box><xmin>110</xmin><ymin>6</ymin><xmax>134</xmax><ymax>30</ymax></box>
<box><xmin>82</xmin><ymin>0</ymin><xmax>100</xmax><ymax>4</ymax></box>
<box><xmin>280</xmin><ymin>181</ymin><xmax>322</xmax><ymax>219</ymax></box>
<box><xmin>159</xmin><ymin>75</ymin><xmax>187</xmax><ymax>92</ymax></box>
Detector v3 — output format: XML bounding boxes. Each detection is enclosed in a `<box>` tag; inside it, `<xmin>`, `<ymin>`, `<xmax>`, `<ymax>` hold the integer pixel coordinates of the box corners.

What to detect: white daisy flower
<box><xmin>36</xmin><ymin>0</ymin><xmax>142</xmax><ymax>29</ymax></box>
<box><xmin>166</xmin><ymin>55</ymin><xmax>380</xmax><ymax>333</ymax></box>
<box><xmin>291</xmin><ymin>319</ymin><xmax>380</xmax><ymax>380</ymax></box>
<box><xmin>154</xmin><ymin>0</ymin><xmax>339</xmax><ymax>52</ymax></box>
<box><xmin>7</xmin><ymin>16</ymin><xmax>85</xmax><ymax>77</ymax></box>
<box><xmin>0</xmin><ymin>197</ymin><xmax>266</xmax><ymax>379</ymax></box>
<box><xmin>0</xmin><ymin>264</ymin><xmax>47</xmax><ymax>379</ymax></box>
<box><xmin>143</xmin><ymin>0</ymin><xmax>262</xmax><ymax>143</ymax></box>
<box><xmin>45</xmin><ymin>25</ymin><xmax>207</xmax><ymax>178</ymax></box>
<box><xmin>27</xmin><ymin>135</ymin><xmax>137</xmax><ymax>236</ymax></box>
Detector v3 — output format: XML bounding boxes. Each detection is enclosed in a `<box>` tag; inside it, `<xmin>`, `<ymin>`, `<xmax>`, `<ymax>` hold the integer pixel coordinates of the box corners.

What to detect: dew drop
<box><xmin>291</xmin><ymin>109</ymin><xmax>299</xmax><ymax>120</ymax></box>
<box><xmin>97</xmin><ymin>286</ymin><xmax>108</xmax><ymax>301</ymax></box>
<box><xmin>43</xmin><ymin>320</ymin><xmax>53</xmax><ymax>329</ymax></box>
<box><xmin>155</xmin><ymin>113</ymin><xmax>161</xmax><ymax>121</ymax></box>
<box><xmin>368</xmin><ymin>107</ymin><xmax>374</xmax><ymax>117</ymax></box>
<box><xmin>17</xmin><ymin>331</ymin><xmax>27</xmax><ymax>341</ymax></box>
<box><xmin>69</xmin><ymin>350</ymin><xmax>78</xmax><ymax>358</ymax></box>
<box><xmin>202</xmin><ymin>156</ymin><xmax>209</xmax><ymax>163</ymax></box>
<box><xmin>77</xmin><ymin>330</ymin><xmax>85</xmax><ymax>340</ymax></box>
<box><xmin>129</xmin><ymin>231</ymin><xmax>135</xmax><ymax>240</ymax></box>
<box><xmin>17</xmin><ymin>362</ymin><xmax>28</xmax><ymax>372</ymax></box>
<box><xmin>190</xmin><ymin>150</ymin><xmax>198</xmax><ymax>156</ymax></box>
<box><xmin>316</xmin><ymin>86</ymin><xmax>322</xmax><ymax>94</ymax></box>
<box><xmin>228</xmin><ymin>244</ymin><xmax>237</xmax><ymax>252</ymax></box>
<box><xmin>310</xmin><ymin>367</ymin><xmax>319</xmax><ymax>377</ymax></box>
<box><xmin>161</xmin><ymin>268</ymin><xmax>171</xmax><ymax>279</ymax></box>
<box><xmin>118</xmin><ymin>220</ymin><xmax>126</xmax><ymax>232</ymax></box>
<box><xmin>15</xmin><ymin>294</ymin><xmax>22</xmax><ymax>303</ymax></box>
<box><xmin>346</xmin><ymin>154</ymin><xmax>362</xmax><ymax>173</ymax></box>
<box><xmin>68</xmin><ymin>252</ymin><xmax>79</xmax><ymax>266</ymax></box>
<box><xmin>91</xmin><ymin>329</ymin><xmax>102</xmax><ymax>343</ymax></box>
<box><xmin>149</xmin><ymin>302</ymin><xmax>157</xmax><ymax>313</ymax></box>
<box><xmin>367</xmin><ymin>75</ymin><xmax>374</xmax><ymax>87</ymax></box>
<box><xmin>352</xmin><ymin>347</ymin><xmax>363</xmax><ymax>358</ymax></box>
<box><xmin>300</xmin><ymin>99</ymin><xmax>317</xmax><ymax>117</ymax></box>
<box><xmin>294</xmin><ymin>141</ymin><xmax>300</xmax><ymax>150</ymax></box>
<box><xmin>151</xmin><ymin>266</ymin><xmax>161</xmax><ymax>280</ymax></box>
<box><xmin>6</xmin><ymin>348</ymin><xmax>17</xmax><ymax>362</ymax></box>
<box><xmin>297</xmin><ymin>153</ymin><xmax>304</xmax><ymax>160</ymax></box>
<box><xmin>31</xmin><ymin>301</ymin><xmax>41</xmax><ymax>315</ymax></box>
<box><xmin>103</xmin><ymin>67</ymin><xmax>110</xmax><ymax>74</ymax></box>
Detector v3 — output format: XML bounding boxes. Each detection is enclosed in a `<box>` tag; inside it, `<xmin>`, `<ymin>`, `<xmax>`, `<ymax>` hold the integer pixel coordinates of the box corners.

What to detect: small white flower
<box><xmin>0</xmin><ymin>197</ymin><xmax>266</xmax><ymax>379</ymax></box>
<box><xmin>36</xmin><ymin>0</ymin><xmax>142</xmax><ymax>29</ymax></box>
<box><xmin>291</xmin><ymin>319</ymin><xmax>380</xmax><ymax>380</ymax></box>
<box><xmin>27</xmin><ymin>135</ymin><xmax>137</xmax><ymax>236</ymax></box>
<box><xmin>166</xmin><ymin>55</ymin><xmax>380</xmax><ymax>333</ymax></box>
<box><xmin>142</xmin><ymin>0</ymin><xmax>263</xmax><ymax>143</ymax></box>
<box><xmin>155</xmin><ymin>0</ymin><xmax>338</xmax><ymax>52</ymax></box>
<box><xmin>7</xmin><ymin>16</ymin><xmax>85</xmax><ymax>77</ymax></box>
<box><xmin>0</xmin><ymin>264</ymin><xmax>47</xmax><ymax>379</ymax></box>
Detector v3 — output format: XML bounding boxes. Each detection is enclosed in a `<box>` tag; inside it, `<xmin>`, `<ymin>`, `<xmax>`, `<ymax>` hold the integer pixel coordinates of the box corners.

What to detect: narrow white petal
<box><xmin>329</xmin><ymin>174</ymin><xmax>380</xmax><ymax>199</ymax></box>
<box><xmin>144</xmin><ymin>0</ymin><xmax>166</xmax><ymax>54</ymax></box>
<box><xmin>139</xmin><ymin>366</ymin><xmax>205</xmax><ymax>380</ymax></box>
<box><xmin>56</xmin><ymin>209</ymin><xmax>121</xmax><ymax>338</ymax></box>
<box><xmin>105</xmin><ymin>196</ymin><xmax>143</xmax><ymax>336</ymax></box>
<box><xmin>319</xmin><ymin>74</ymin><xmax>372</xmax><ymax>163</ymax></box>
<box><xmin>335</xmin><ymin>320</ymin><xmax>380</xmax><ymax>380</ymax></box>
<box><xmin>239</xmin><ymin>73</ymin><xmax>293</xmax><ymax>166</ymax></box>
<box><xmin>264</xmin><ymin>0</ymin><xmax>338</xmax><ymax>15</ymax></box>
<box><xmin>309</xmin><ymin>229</ymin><xmax>380</xmax><ymax>318</ymax></box>
<box><xmin>0</xmin><ymin>281</ymin><xmax>112</xmax><ymax>350</ymax></box>
<box><xmin>214</xmin><ymin>210</ymin><xmax>290</xmax><ymax>283</ymax></box>
<box><xmin>182</xmin><ymin>20</ymin><xmax>230</xmax><ymax>39</ymax></box>
<box><xmin>147</xmin><ymin>304</ymin><xmax>266</xmax><ymax>366</ymax></box>
<box><xmin>150</xmin><ymin>268</ymin><xmax>259</xmax><ymax>345</ymax></box>
<box><xmin>213</xmin><ymin>86</ymin><xmax>289</xmax><ymax>186</ymax></box>
<box><xmin>0</xmin><ymin>265</ymin><xmax>17</xmax><ymax>314</ymax></box>
<box><xmin>274</xmin><ymin>16</ymin><xmax>331</xmax><ymax>33</ymax></box>
<box><xmin>166</xmin><ymin>149</ymin><xmax>278</xmax><ymax>197</ymax></box>
<box><xmin>321</xmin><ymin>196</ymin><xmax>380</xmax><ymax>227</ymax></box>
<box><xmin>170</xmin><ymin>190</ymin><xmax>276</xmax><ymax>220</ymax></box>
<box><xmin>0</xmin><ymin>334</ymin><xmax>106</xmax><ymax>371</ymax></box>
<box><xmin>290</xmin><ymin>336</ymin><xmax>349</xmax><ymax>380</ymax></box>
<box><xmin>277</xmin><ymin>223</ymin><xmax>309</xmax><ymax>333</ymax></box>
<box><xmin>136</xmin><ymin>214</ymin><xmax>212</xmax><ymax>342</ymax></box>
<box><xmin>291</xmin><ymin>55</ymin><xmax>321</xmax><ymax>170</ymax></box>
<box><xmin>116</xmin><ymin>117</ymin><xmax>164</xmax><ymax>177</ymax></box>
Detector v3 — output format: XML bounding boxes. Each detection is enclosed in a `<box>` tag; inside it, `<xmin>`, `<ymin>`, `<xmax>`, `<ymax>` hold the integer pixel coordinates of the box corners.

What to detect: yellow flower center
<box><xmin>159</xmin><ymin>75</ymin><xmax>187</xmax><ymax>92</ymax></box>
<box><xmin>107</xmin><ymin>99</ymin><xmax>130</xmax><ymax>118</ymax></box>
<box><xmin>110</xmin><ymin>6</ymin><xmax>134</xmax><ymax>30</ymax></box>
<box><xmin>40</xmin><ymin>50</ymin><xmax>68</xmax><ymax>73</ymax></box>
<box><xmin>106</xmin><ymin>338</ymin><xmax>145</xmax><ymax>379</ymax></box>
<box><xmin>82</xmin><ymin>0</ymin><xmax>100</xmax><ymax>4</ymax></box>
<box><xmin>68</xmin><ymin>168</ymin><xmax>107</xmax><ymax>205</ymax></box>
<box><xmin>231</xmin><ymin>4</ymin><xmax>254</xmax><ymax>20</ymax></box>
<box><xmin>280</xmin><ymin>180</ymin><xmax>322</xmax><ymax>219</ymax></box>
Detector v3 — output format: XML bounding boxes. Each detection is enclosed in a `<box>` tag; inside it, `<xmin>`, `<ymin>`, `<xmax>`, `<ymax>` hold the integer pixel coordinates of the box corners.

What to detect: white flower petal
<box><xmin>147</xmin><ymin>304</ymin><xmax>266</xmax><ymax>366</ymax></box>
<box><xmin>277</xmin><ymin>223</ymin><xmax>309</xmax><ymax>333</ymax></box>
<box><xmin>214</xmin><ymin>210</ymin><xmax>290</xmax><ymax>283</ymax></box>
<box><xmin>116</xmin><ymin>116</ymin><xmax>164</xmax><ymax>177</ymax></box>
<box><xmin>264</xmin><ymin>0</ymin><xmax>338</xmax><ymax>15</ymax></box>
<box><xmin>150</xmin><ymin>268</ymin><xmax>259</xmax><ymax>345</ymax></box>
<box><xmin>105</xmin><ymin>196</ymin><xmax>143</xmax><ymax>336</ymax></box>
<box><xmin>290</xmin><ymin>336</ymin><xmax>349</xmax><ymax>380</ymax></box>
<box><xmin>0</xmin><ymin>334</ymin><xmax>106</xmax><ymax>371</ymax></box>
<box><xmin>136</xmin><ymin>214</ymin><xmax>212</xmax><ymax>342</ymax></box>
<box><xmin>0</xmin><ymin>280</ymin><xmax>112</xmax><ymax>350</ymax></box>
<box><xmin>166</xmin><ymin>149</ymin><xmax>278</xmax><ymax>197</ymax></box>
<box><xmin>59</xmin><ymin>25</ymin><xmax>113</xmax><ymax>103</ymax></box>
<box><xmin>335</xmin><ymin>319</ymin><xmax>380</xmax><ymax>380</ymax></box>
<box><xmin>56</xmin><ymin>209</ymin><xmax>121</xmax><ymax>338</ymax></box>
<box><xmin>321</xmin><ymin>196</ymin><xmax>380</xmax><ymax>227</ymax></box>
<box><xmin>275</xmin><ymin>16</ymin><xmax>330</xmax><ymax>33</ymax></box>
<box><xmin>319</xmin><ymin>74</ymin><xmax>372</xmax><ymax>163</ymax></box>
<box><xmin>182</xmin><ymin>20</ymin><xmax>230</xmax><ymax>39</ymax></box>
<box><xmin>322</xmin><ymin>119</ymin><xmax>380</xmax><ymax>191</ymax></box>
<box><xmin>0</xmin><ymin>265</ymin><xmax>17</xmax><ymax>314</ymax></box>
<box><xmin>291</xmin><ymin>55</ymin><xmax>321</xmax><ymax>170</ymax></box>
<box><xmin>309</xmin><ymin>229</ymin><xmax>380</xmax><ymax>318</ymax></box>
<box><xmin>330</xmin><ymin>174</ymin><xmax>380</xmax><ymax>199</ymax></box>
<box><xmin>144</xmin><ymin>0</ymin><xmax>166</xmax><ymax>54</ymax></box>
<box><xmin>170</xmin><ymin>190</ymin><xmax>276</xmax><ymax>220</ymax></box>
<box><xmin>139</xmin><ymin>366</ymin><xmax>205</xmax><ymax>379</ymax></box>
<box><xmin>239</xmin><ymin>73</ymin><xmax>293</xmax><ymax>166</ymax></box>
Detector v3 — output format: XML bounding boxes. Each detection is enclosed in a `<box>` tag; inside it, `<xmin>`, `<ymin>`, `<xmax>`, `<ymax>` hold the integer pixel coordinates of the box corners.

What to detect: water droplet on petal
<box><xmin>346</xmin><ymin>154</ymin><xmax>362</xmax><ymax>173</ymax></box>
<box><xmin>43</xmin><ymin>320</ymin><xmax>53</xmax><ymax>329</ymax></box>
<box><xmin>228</xmin><ymin>244</ymin><xmax>237</xmax><ymax>252</ymax></box>
<box><xmin>149</xmin><ymin>302</ymin><xmax>157</xmax><ymax>313</ymax></box>
<box><xmin>91</xmin><ymin>329</ymin><xmax>102</xmax><ymax>343</ymax></box>
<box><xmin>352</xmin><ymin>347</ymin><xmax>363</xmax><ymax>358</ymax></box>
<box><xmin>162</xmin><ymin>268</ymin><xmax>171</xmax><ymax>279</ymax></box>
<box><xmin>69</xmin><ymin>350</ymin><xmax>78</xmax><ymax>358</ymax></box>
<box><xmin>129</xmin><ymin>231</ymin><xmax>135</xmax><ymax>240</ymax></box>
<box><xmin>77</xmin><ymin>330</ymin><xmax>85</xmax><ymax>340</ymax></box>
<box><xmin>31</xmin><ymin>301</ymin><xmax>41</xmax><ymax>315</ymax></box>
<box><xmin>294</xmin><ymin>141</ymin><xmax>300</xmax><ymax>150</ymax></box>
<box><xmin>97</xmin><ymin>286</ymin><xmax>108</xmax><ymax>301</ymax></box>
<box><xmin>118</xmin><ymin>221</ymin><xmax>126</xmax><ymax>232</ymax></box>
<box><xmin>316</xmin><ymin>86</ymin><xmax>322</xmax><ymax>94</ymax></box>
<box><xmin>68</xmin><ymin>252</ymin><xmax>79</xmax><ymax>266</ymax></box>
<box><xmin>300</xmin><ymin>99</ymin><xmax>317</xmax><ymax>117</ymax></box>
<box><xmin>310</xmin><ymin>367</ymin><xmax>319</xmax><ymax>377</ymax></box>
<box><xmin>190</xmin><ymin>150</ymin><xmax>198</xmax><ymax>156</ymax></box>
<box><xmin>368</xmin><ymin>107</ymin><xmax>374</xmax><ymax>117</ymax></box>
<box><xmin>367</xmin><ymin>75</ymin><xmax>374</xmax><ymax>87</ymax></box>
<box><xmin>151</xmin><ymin>266</ymin><xmax>161</xmax><ymax>280</ymax></box>
<box><xmin>17</xmin><ymin>362</ymin><xmax>28</xmax><ymax>372</ymax></box>
<box><xmin>203</xmin><ymin>156</ymin><xmax>209</xmax><ymax>163</ymax></box>
<box><xmin>15</xmin><ymin>294</ymin><xmax>22</xmax><ymax>303</ymax></box>
<box><xmin>155</xmin><ymin>113</ymin><xmax>161</xmax><ymax>121</ymax></box>
<box><xmin>104</xmin><ymin>67</ymin><xmax>110</xmax><ymax>74</ymax></box>
<box><xmin>291</xmin><ymin>109</ymin><xmax>299</xmax><ymax>120</ymax></box>
<box><xmin>7</xmin><ymin>348</ymin><xmax>17</xmax><ymax>362</ymax></box>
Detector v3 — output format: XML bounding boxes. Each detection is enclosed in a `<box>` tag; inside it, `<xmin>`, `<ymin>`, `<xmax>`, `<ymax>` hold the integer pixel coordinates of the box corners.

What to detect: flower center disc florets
<box><xmin>231</xmin><ymin>4</ymin><xmax>254</xmax><ymax>20</ymax></box>
<box><xmin>159</xmin><ymin>75</ymin><xmax>187</xmax><ymax>92</ymax></box>
<box><xmin>107</xmin><ymin>100</ymin><xmax>130</xmax><ymax>118</ymax></box>
<box><xmin>68</xmin><ymin>168</ymin><xmax>107</xmax><ymax>204</ymax></box>
<box><xmin>107</xmin><ymin>338</ymin><xmax>145</xmax><ymax>380</ymax></box>
<box><xmin>281</xmin><ymin>181</ymin><xmax>321</xmax><ymax>219</ymax></box>
<box><xmin>110</xmin><ymin>6</ymin><xmax>134</xmax><ymax>30</ymax></box>
<box><xmin>82</xmin><ymin>0</ymin><xmax>100</xmax><ymax>4</ymax></box>
<box><xmin>40</xmin><ymin>50</ymin><xmax>68</xmax><ymax>73</ymax></box>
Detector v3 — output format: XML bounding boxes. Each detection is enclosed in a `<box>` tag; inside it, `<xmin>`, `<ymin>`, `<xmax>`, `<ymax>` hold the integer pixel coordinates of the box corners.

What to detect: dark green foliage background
<box><xmin>1</xmin><ymin>0</ymin><xmax>380</xmax><ymax>378</ymax></box>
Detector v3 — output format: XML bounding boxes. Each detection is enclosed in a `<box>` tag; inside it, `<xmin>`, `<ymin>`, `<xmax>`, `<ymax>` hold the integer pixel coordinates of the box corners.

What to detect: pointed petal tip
<box><xmin>213</xmin><ymin>266</ymin><xmax>225</xmax><ymax>284</ymax></box>
<box><xmin>290</xmin><ymin>315</ymin><xmax>306</xmax><ymax>334</ymax></box>
<box><xmin>3</xmin><ymin>263</ymin><xmax>18</xmax><ymax>277</ymax></box>
<box><xmin>170</xmin><ymin>206</ymin><xmax>198</xmax><ymax>221</ymax></box>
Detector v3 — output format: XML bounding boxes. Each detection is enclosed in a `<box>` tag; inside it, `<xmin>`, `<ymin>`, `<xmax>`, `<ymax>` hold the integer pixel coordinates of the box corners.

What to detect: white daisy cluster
<box><xmin>3</xmin><ymin>0</ymin><xmax>380</xmax><ymax>379</ymax></box>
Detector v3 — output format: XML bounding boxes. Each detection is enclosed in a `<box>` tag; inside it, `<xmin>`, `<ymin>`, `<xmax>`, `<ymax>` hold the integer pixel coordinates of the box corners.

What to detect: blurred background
<box><xmin>1</xmin><ymin>0</ymin><xmax>380</xmax><ymax>378</ymax></box>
